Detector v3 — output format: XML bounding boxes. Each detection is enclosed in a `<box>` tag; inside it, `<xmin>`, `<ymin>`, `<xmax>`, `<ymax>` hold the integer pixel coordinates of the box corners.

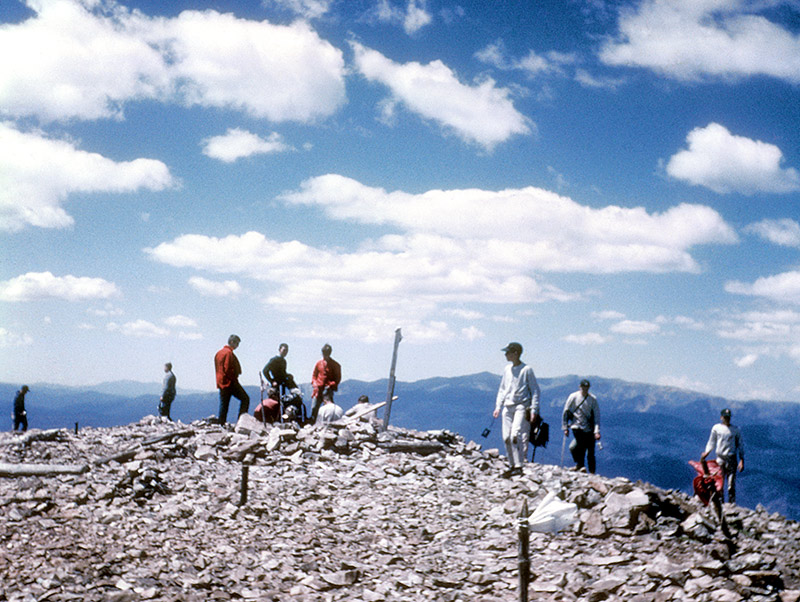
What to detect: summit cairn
<box><xmin>1</xmin><ymin>415</ymin><xmax>800</xmax><ymax>601</ymax></box>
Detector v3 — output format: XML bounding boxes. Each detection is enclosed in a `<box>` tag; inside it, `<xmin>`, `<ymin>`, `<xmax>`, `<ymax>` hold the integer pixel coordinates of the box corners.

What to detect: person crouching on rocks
<box><xmin>318</xmin><ymin>392</ymin><xmax>344</xmax><ymax>425</ymax></box>
<box><xmin>493</xmin><ymin>342</ymin><xmax>541</xmax><ymax>478</ymax></box>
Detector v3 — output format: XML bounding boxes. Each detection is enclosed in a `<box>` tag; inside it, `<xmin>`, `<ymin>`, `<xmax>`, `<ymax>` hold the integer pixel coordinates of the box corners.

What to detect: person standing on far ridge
<box><xmin>159</xmin><ymin>362</ymin><xmax>176</xmax><ymax>420</ymax></box>
<box><xmin>214</xmin><ymin>335</ymin><xmax>250</xmax><ymax>424</ymax></box>
<box><xmin>562</xmin><ymin>379</ymin><xmax>601</xmax><ymax>473</ymax></box>
<box><xmin>13</xmin><ymin>385</ymin><xmax>29</xmax><ymax>432</ymax></box>
<box><xmin>493</xmin><ymin>342</ymin><xmax>541</xmax><ymax>478</ymax></box>
<box><xmin>701</xmin><ymin>408</ymin><xmax>745</xmax><ymax>504</ymax></box>
<box><xmin>310</xmin><ymin>344</ymin><xmax>341</xmax><ymax>425</ymax></box>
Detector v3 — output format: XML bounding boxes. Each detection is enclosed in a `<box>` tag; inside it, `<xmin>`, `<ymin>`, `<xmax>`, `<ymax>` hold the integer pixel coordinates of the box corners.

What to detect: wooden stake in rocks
<box><xmin>518</xmin><ymin>498</ymin><xmax>530</xmax><ymax>602</ymax></box>
<box><xmin>381</xmin><ymin>328</ymin><xmax>402</xmax><ymax>432</ymax></box>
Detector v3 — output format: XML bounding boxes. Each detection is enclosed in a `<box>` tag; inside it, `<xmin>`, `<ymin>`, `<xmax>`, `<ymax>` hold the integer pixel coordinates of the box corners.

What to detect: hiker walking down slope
<box><xmin>562</xmin><ymin>379</ymin><xmax>601</xmax><ymax>474</ymax></box>
<box><xmin>214</xmin><ymin>334</ymin><xmax>250</xmax><ymax>424</ymax></box>
<box><xmin>493</xmin><ymin>342</ymin><xmax>541</xmax><ymax>478</ymax></box>
<box><xmin>701</xmin><ymin>408</ymin><xmax>745</xmax><ymax>504</ymax></box>
<box><xmin>159</xmin><ymin>363</ymin><xmax>176</xmax><ymax>420</ymax></box>
<box><xmin>310</xmin><ymin>344</ymin><xmax>341</xmax><ymax>425</ymax></box>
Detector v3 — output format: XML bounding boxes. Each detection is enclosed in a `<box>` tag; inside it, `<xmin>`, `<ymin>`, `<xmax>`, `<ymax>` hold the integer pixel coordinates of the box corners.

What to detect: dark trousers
<box><xmin>159</xmin><ymin>393</ymin><xmax>175</xmax><ymax>420</ymax></box>
<box><xmin>218</xmin><ymin>382</ymin><xmax>250</xmax><ymax>424</ymax></box>
<box><xmin>309</xmin><ymin>388</ymin><xmax>334</xmax><ymax>424</ymax></box>
<box><xmin>570</xmin><ymin>429</ymin><xmax>597</xmax><ymax>473</ymax></box>
<box><xmin>13</xmin><ymin>412</ymin><xmax>27</xmax><ymax>432</ymax></box>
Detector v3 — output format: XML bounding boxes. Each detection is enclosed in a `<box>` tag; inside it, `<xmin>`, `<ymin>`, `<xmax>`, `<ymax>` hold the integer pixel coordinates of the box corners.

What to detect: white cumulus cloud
<box><xmin>0</xmin><ymin>122</ymin><xmax>176</xmax><ymax>231</ymax></box>
<box><xmin>610</xmin><ymin>320</ymin><xmax>660</xmax><ymax>335</ymax></box>
<box><xmin>280</xmin><ymin>174</ymin><xmax>737</xmax><ymax>273</ymax></box>
<box><xmin>461</xmin><ymin>325</ymin><xmax>485</xmax><ymax>341</ymax></box>
<box><xmin>592</xmin><ymin>310</ymin><xmax>626</xmax><ymax>320</ymax></box>
<box><xmin>0</xmin><ymin>327</ymin><xmax>34</xmax><ymax>347</ymax></box>
<box><xmin>146</xmin><ymin>176</ymin><xmax>738</xmax><ymax>342</ymax></box>
<box><xmin>370</xmin><ymin>0</ymin><xmax>433</xmax><ymax>35</ymax></box>
<box><xmin>202</xmin><ymin>128</ymin><xmax>292</xmax><ymax>163</ymax></box>
<box><xmin>350</xmin><ymin>42</ymin><xmax>531</xmax><ymax>150</ymax></box>
<box><xmin>164</xmin><ymin>315</ymin><xmax>197</xmax><ymax>328</ymax></box>
<box><xmin>264</xmin><ymin>0</ymin><xmax>332</xmax><ymax>19</ymax></box>
<box><xmin>108</xmin><ymin>319</ymin><xmax>170</xmax><ymax>338</ymax></box>
<box><xmin>745</xmin><ymin>218</ymin><xmax>800</xmax><ymax>248</ymax></box>
<box><xmin>188</xmin><ymin>276</ymin><xmax>242</xmax><ymax>297</ymax></box>
<box><xmin>600</xmin><ymin>0</ymin><xmax>800</xmax><ymax>84</ymax></box>
<box><xmin>735</xmin><ymin>353</ymin><xmax>759</xmax><ymax>368</ymax></box>
<box><xmin>666</xmin><ymin>123</ymin><xmax>800</xmax><ymax>194</ymax></box>
<box><xmin>0</xmin><ymin>0</ymin><xmax>346</xmax><ymax>123</ymax></box>
<box><xmin>563</xmin><ymin>332</ymin><xmax>610</xmax><ymax>345</ymax></box>
<box><xmin>0</xmin><ymin>271</ymin><xmax>119</xmax><ymax>302</ymax></box>
<box><xmin>725</xmin><ymin>271</ymin><xmax>800</xmax><ymax>304</ymax></box>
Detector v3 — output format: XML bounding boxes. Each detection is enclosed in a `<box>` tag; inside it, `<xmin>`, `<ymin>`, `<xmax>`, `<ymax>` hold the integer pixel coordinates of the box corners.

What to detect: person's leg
<box><xmin>570</xmin><ymin>430</ymin><xmax>586</xmax><ymax>469</ymax></box>
<box><xmin>501</xmin><ymin>406</ymin><xmax>515</xmax><ymax>468</ymax></box>
<box><xmin>586</xmin><ymin>434</ymin><xmax>597</xmax><ymax>474</ymax></box>
<box><xmin>231</xmin><ymin>381</ymin><xmax>250</xmax><ymax>417</ymax></box>
<box><xmin>218</xmin><ymin>388</ymin><xmax>232</xmax><ymax>424</ymax></box>
<box><xmin>310</xmin><ymin>394</ymin><xmax>322</xmax><ymax>425</ymax></box>
<box><xmin>720</xmin><ymin>457</ymin><xmax>737</xmax><ymax>504</ymax></box>
<box><xmin>164</xmin><ymin>393</ymin><xmax>175</xmax><ymax>420</ymax></box>
<box><xmin>509</xmin><ymin>405</ymin><xmax>530</xmax><ymax>469</ymax></box>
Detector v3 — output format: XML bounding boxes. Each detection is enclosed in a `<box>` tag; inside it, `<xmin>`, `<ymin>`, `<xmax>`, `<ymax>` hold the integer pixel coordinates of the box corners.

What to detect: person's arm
<box><xmin>737</xmin><ymin>428</ymin><xmax>745</xmax><ymax>471</ymax></box>
<box><xmin>593</xmin><ymin>396</ymin><xmax>601</xmax><ymax>439</ymax></box>
<box><xmin>701</xmin><ymin>427</ymin><xmax>716</xmax><ymax>460</ymax></box>
<box><xmin>329</xmin><ymin>360</ymin><xmax>341</xmax><ymax>388</ymax></box>
<box><xmin>562</xmin><ymin>394</ymin><xmax>573</xmax><ymax>435</ymax></box>
<box><xmin>494</xmin><ymin>369</ymin><xmax>508</xmax><ymax>418</ymax></box>
<box><xmin>527</xmin><ymin>368</ymin><xmax>541</xmax><ymax>417</ymax></box>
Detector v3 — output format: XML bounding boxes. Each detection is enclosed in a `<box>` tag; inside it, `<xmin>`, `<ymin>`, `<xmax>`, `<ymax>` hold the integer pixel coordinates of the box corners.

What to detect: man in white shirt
<box><xmin>318</xmin><ymin>393</ymin><xmax>344</xmax><ymax>425</ymax></box>
<box><xmin>493</xmin><ymin>342</ymin><xmax>541</xmax><ymax>478</ymax></box>
<box><xmin>701</xmin><ymin>408</ymin><xmax>745</xmax><ymax>503</ymax></box>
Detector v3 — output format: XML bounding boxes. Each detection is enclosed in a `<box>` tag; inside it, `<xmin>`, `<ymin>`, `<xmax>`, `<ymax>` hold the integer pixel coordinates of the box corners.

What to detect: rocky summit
<box><xmin>2</xmin><ymin>415</ymin><xmax>800</xmax><ymax>602</ymax></box>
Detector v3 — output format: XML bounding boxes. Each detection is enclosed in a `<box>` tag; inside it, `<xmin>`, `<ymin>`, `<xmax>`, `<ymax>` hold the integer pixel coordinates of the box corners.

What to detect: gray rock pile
<box><xmin>2</xmin><ymin>414</ymin><xmax>800</xmax><ymax>602</ymax></box>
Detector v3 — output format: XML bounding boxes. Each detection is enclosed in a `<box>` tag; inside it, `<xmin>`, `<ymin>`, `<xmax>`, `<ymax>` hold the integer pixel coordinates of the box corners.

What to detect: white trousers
<box><xmin>501</xmin><ymin>404</ymin><xmax>530</xmax><ymax>468</ymax></box>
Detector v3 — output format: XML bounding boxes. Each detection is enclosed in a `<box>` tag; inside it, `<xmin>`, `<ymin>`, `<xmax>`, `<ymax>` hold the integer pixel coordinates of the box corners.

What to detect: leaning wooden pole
<box><xmin>518</xmin><ymin>498</ymin><xmax>530</xmax><ymax>602</ymax></box>
<box><xmin>0</xmin><ymin>463</ymin><xmax>89</xmax><ymax>477</ymax></box>
<box><xmin>381</xmin><ymin>328</ymin><xmax>403</xmax><ymax>432</ymax></box>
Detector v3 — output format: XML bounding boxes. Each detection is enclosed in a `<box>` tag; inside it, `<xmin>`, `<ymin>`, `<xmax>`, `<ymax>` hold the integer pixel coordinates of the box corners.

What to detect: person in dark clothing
<box><xmin>159</xmin><ymin>363</ymin><xmax>177</xmax><ymax>420</ymax></box>
<box><xmin>263</xmin><ymin>343</ymin><xmax>289</xmax><ymax>390</ymax></box>
<box><xmin>562</xmin><ymin>379</ymin><xmax>601</xmax><ymax>473</ymax></box>
<box><xmin>13</xmin><ymin>385</ymin><xmax>29</xmax><ymax>432</ymax></box>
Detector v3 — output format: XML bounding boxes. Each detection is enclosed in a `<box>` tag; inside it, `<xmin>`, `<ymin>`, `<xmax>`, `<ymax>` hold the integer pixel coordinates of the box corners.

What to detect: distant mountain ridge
<box><xmin>3</xmin><ymin>373</ymin><xmax>799</xmax><ymax>520</ymax></box>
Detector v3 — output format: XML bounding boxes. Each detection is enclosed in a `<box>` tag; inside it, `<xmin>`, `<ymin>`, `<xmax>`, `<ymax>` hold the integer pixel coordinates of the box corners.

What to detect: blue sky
<box><xmin>2</xmin><ymin>0</ymin><xmax>800</xmax><ymax>401</ymax></box>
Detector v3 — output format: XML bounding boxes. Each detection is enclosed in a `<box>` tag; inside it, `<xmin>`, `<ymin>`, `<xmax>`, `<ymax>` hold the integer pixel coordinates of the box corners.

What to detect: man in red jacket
<box><xmin>214</xmin><ymin>334</ymin><xmax>249</xmax><ymax>424</ymax></box>
<box><xmin>310</xmin><ymin>343</ymin><xmax>341</xmax><ymax>424</ymax></box>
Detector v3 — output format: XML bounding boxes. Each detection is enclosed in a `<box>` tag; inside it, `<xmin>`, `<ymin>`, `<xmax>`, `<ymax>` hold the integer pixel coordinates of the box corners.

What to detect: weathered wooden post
<box><xmin>381</xmin><ymin>328</ymin><xmax>402</xmax><ymax>432</ymax></box>
<box><xmin>518</xmin><ymin>498</ymin><xmax>530</xmax><ymax>602</ymax></box>
<box><xmin>239</xmin><ymin>464</ymin><xmax>249</xmax><ymax>506</ymax></box>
